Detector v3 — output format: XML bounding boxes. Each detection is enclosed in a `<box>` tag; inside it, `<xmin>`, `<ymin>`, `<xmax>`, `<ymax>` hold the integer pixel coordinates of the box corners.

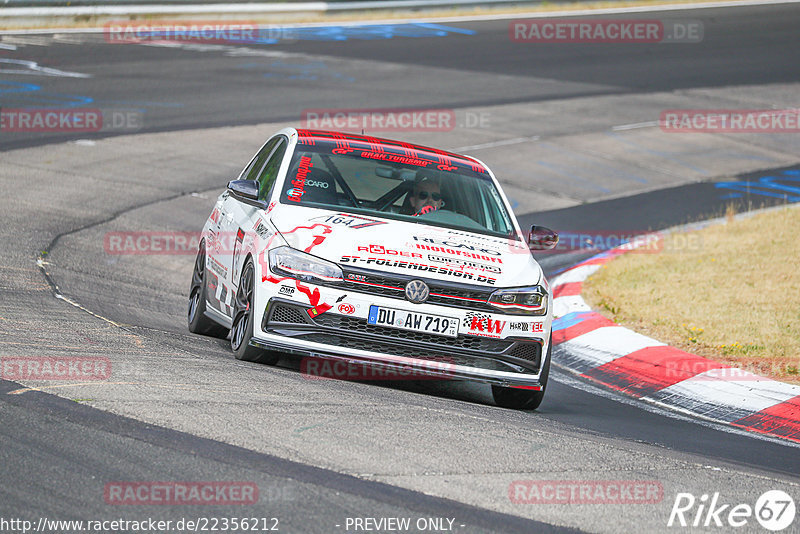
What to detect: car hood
<box><xmin>270</xmin><ymin>206</ymin><xmax>542</xmax><ymax>288</ymax></box>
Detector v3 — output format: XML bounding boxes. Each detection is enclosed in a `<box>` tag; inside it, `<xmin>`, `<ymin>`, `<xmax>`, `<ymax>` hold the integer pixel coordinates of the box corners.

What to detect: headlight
<box><xmin>488</xmin><ymin>286</ymin><xmax>548</xmax><ymax>315</ymax></box>
<box><xmin>268</xmin><ymin>246</ymin><xmax>343</xmax><ymax>284</ymax></box>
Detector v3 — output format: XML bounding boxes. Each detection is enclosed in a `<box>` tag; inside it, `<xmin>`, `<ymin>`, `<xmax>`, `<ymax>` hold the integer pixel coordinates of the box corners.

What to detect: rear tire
<box><xmin>188</xmin><ymin>242</ymin><xmax>228</xmax><ymax>338</ymax></box>
<box><xmin>230</xmin><ymin>259</ymin><xmax>280</xmax><ymax>365</ymax></box>
<box><xmin>492</xmin><ymin>335</ymin><xmax>551</xmax><ymax>410</ymax></box>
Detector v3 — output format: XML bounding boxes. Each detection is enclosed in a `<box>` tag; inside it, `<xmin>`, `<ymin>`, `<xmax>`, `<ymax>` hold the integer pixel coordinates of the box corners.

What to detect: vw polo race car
<box><xmin>188</xmin><ymin>128</ymin><xmax>558</xmax><ymax>409</ymax></box>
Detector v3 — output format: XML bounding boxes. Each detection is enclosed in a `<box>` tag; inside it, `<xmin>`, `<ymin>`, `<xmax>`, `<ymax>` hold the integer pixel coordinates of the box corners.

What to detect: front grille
<box><xmin>313</xmin><ymin>313</ymin><xmax>511</xmax><ymax>352</ymax></box>
<box><xmin>341</xmin><ymin>268</ymin><xmax>496</xmax><ymax>312</ymax></box>
<box><xmin>506</xmin><ymin>341</ymin><xmax>542</xmax><ymax>363</ymax></box>
<box><xmin>263</xmin><ymin>301</ymin><xmax>542</xmax><ymax>373</ymax></box>
<box><xmin>270</xmin><ymin>304</ymin><xmax>307</xmax><ymax>324</ymax></box>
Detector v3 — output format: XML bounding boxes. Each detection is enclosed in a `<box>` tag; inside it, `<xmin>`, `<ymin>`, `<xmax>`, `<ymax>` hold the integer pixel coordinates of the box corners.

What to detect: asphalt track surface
<box><xmin>1</xmin><ymin>3</ymin><xmax>800</xmax><ymax>533</ymax></box>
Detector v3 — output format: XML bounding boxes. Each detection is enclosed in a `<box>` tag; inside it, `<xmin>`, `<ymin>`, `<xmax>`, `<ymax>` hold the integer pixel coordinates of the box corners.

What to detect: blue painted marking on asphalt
<box><xmin>131</xmin><ymin>23</ymin><xmax>475</xmax><ymax>45</ymax></box>
<box><xmin>0</xmin><ymin>80</ymin><xmax>41</xmax><ymax>95</ymax></box>
<box><xmin>273</xmin><ymin>23</ymin><xmax>476</xmax><ymax>42</ymax></box>
<box><xmin>715</xmin><ymin>173</ymin><xmax>800</xmax><ymax>202</ymax></box>
<box><xmin>242</xmin><ymin>60</ymin><xmax>355</xmax><ymax>82</ymax></box>
<box><xmin>719</xmin><ymin>193</ymin><xmax>743</xmax><ymax>199</ymax></box>
<box><xmin>552</xmin><ymin>311</ymin><xmax>593</xmax><ymax>331</ymax></box>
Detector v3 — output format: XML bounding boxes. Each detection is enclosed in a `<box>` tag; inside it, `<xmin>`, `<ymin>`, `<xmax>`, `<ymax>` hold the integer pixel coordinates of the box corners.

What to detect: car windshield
<box><xmin>279</xmin><ymin>137</ymin><xmax>516</xmax><ymax>238</ymax></box>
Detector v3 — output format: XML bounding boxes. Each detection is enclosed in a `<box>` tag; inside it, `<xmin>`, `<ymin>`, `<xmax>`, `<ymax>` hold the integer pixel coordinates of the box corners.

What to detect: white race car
<box><xmin>188</xmin><ymin>128</ymin><xmax>558</xmax><ymax>409</ymax></box>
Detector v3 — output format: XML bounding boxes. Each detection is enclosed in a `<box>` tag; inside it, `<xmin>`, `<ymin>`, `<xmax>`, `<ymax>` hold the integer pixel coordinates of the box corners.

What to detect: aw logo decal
<box><xmin>464</xmin><ymin>312</ymin><xmax>506</xmax><ymax>338</ymax></box>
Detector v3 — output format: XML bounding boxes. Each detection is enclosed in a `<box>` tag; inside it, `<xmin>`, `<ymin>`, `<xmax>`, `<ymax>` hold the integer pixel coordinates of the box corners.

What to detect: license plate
<box><xmin>367</xmin><ymin>305</ymin><xmax>459</xmax><ymax>338</ymax></box>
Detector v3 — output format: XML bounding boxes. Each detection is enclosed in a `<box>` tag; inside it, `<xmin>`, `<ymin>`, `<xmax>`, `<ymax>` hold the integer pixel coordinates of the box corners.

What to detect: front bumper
<box><xmin>251</xmin><ymin>298</ymin><xmax>548</xmax><ymax>389</ymax></box>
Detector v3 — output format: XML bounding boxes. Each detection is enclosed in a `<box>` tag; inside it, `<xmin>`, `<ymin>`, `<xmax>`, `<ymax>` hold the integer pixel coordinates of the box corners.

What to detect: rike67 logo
<box><xmin>668</xmin><ymin>490</ymin><xmax>795</xmax><ymax>531</ymax></box>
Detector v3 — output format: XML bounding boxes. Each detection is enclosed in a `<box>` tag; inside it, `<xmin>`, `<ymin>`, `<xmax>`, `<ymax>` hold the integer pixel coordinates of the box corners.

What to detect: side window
<box><xmin>257</xmin><ymin>138</ymin><xmax>288</xmax><ymax>201</ymax></box>
<box><xmin>240</xmin><ymin>138</ymin><xmax>280</xmax><ymax>182</ymax></box>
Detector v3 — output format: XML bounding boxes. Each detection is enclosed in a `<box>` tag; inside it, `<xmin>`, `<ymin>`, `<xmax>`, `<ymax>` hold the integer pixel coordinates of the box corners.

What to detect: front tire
<box><xmin>492</xmin><ymin>335</ymin><xmax>551</xmax><ymax>410</ymax></box>
<box><xmin>188</xmin><ymin>242</ymin><xmax>228</xmax><ymax>338</ymax></box>
<box><xmin>230</xmin><ymin>259</ymin><xmax>280</xmax><ymax>365</ymax></box>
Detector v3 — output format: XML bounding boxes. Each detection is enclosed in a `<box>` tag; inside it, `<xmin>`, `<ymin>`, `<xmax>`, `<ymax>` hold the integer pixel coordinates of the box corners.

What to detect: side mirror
<box><xmin>227</xmin><ymin>180</ymin><xmax>267</xmax><ymax>209</ymax></box>
<box><xmin>528</xmin><ymin>225</ymin><xmax>559</xmax><ymax>250</ymax></box>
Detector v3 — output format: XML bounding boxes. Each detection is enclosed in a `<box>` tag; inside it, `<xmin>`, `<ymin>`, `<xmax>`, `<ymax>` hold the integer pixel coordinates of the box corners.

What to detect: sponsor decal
<box><xmin>210</xmin><ymin>207</ymin><xmax>221</xmax><ymax>224</ymax></box>
<box><xmin>508</xmin><ymin>321</ymin><xmax>544</xmax><ymax>333</ymax></box>
<box><xmin>278</xmin><ymin>285</ymin><xmax>295</xmax><ymax>296</ymax></box>
<box><xmin>310</xmin><ymin>213</ymin><xmax>387</xmax><ymax>229</ymax></box>
<box><xmin>340</xmin><ymin>256</ymin><xmax>496</xmax><ymax>285</ymax></box>
<box><xmin>336</xmin><ymin>294</ymin><xmax>348</xmax><ymax>303</ymax></box>
<box><xmin>337</xmin><ymin>303</ymin><xmax>355</xmax><ymax>314</ymax></box>
<box><xmin>412</xmin><ymin>236</ymin><xmax>502</xmax><ymax>259</ymax></box>
<box><xmin>463</xmin><ymin>312</ymin><xmax>505</xmax><ymax>338</ymax></box>
<box><xmin>428</xmin><ymin>254</ymin><xmax>502</xmax><ymax>274</ymax></box>
<box><xmin>253</xmin><ymin>220</ymin><xmax>273</xmax><ymax>239</ymax></box>
<box><xmin>358</xmin><ymin>245</ymin><xmax>422</xmax><ymax>258</ymax></box>
<box><xmin>208</xmin><ymin>257</ymin><xmax>227</xmax><ymax>278</ymax></box>
<box><xmin>287</xmin><ymin>155</ymin><xmax>313</xmax><ymax>202</ymax></box>
<box><xmin>359</xmin><ymin>151</ymin><xmax>432</xmax><ymax>168</ymax></box>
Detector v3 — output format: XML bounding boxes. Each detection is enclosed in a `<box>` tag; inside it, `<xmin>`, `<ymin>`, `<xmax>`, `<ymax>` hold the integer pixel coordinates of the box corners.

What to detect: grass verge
<box><xmin>583</xmin><ymin>205</ymin><xmax>800</xmax><ymax>384</ymax></box>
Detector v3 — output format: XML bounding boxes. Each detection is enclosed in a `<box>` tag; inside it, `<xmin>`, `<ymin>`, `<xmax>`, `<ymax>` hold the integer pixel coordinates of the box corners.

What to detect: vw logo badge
<box><xmin>405</xmin><ymin>279</ymin><xmax>429</xmax><ymax>304</ymax></box>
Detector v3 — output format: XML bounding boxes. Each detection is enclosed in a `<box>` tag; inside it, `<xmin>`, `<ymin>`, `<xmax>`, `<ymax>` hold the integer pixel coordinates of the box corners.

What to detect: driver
<box><xmin>407</xmin><ymin>174</ymin><xmax>445</xmax><ymax>215</ymax></box>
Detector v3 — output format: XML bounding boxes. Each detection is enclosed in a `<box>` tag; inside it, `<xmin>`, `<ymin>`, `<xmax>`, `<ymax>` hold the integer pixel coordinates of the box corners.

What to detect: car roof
<box><xmin>294</xmin><ymin>129</ymin><xmax>485</xmax><ymax>171</ymax></box>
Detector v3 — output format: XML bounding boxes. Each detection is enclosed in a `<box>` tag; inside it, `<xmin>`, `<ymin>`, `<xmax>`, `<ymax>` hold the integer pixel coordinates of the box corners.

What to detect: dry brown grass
<box><xmin>583</xmin><ymin>205</ymin><xmax>800</xmax><ymax>384</ymax></box>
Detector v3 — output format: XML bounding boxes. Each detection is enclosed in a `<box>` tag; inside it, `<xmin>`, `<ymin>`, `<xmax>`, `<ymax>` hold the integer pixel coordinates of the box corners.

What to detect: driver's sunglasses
<box><xmin>416</xmin><ymin>191</ymin><xmax>442</xmax><ymax>201</ymax></box>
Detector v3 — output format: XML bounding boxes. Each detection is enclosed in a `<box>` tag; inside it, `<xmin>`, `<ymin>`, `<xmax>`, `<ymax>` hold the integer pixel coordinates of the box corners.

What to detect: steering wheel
<box><xmin>413</xmin><ymin>205</ymin><xmax>439</xmax><ymax>217</ymax></box>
